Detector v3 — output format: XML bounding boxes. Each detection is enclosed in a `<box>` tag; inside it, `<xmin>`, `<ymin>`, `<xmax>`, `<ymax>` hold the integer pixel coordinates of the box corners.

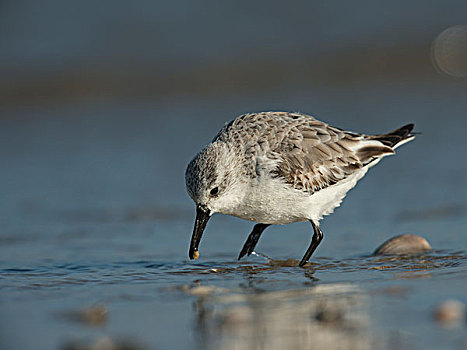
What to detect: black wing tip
<box><xmin>392</xmin><ymin>123</ymin><xmax>415</xmax><ymax>137</ymax></box>
<box><xmin>404</xmin><ymin>123</ymin><xmax>422</xmax><ymax>136</ymax></box>
<box><xmin>370</xmin><ymin>123</ymin><xmax>417</xmax><ymax>147</ymax></box>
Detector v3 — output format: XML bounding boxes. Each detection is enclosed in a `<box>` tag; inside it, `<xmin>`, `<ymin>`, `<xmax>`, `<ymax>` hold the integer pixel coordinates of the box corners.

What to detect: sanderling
<box><xmin>185</xmin><ymin>111</ymin><xmax>415</xmax><ymax>266</ymax></box>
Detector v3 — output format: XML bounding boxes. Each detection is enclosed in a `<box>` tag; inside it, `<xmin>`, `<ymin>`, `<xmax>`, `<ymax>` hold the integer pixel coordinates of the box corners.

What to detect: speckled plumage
<box><xmin>186</xmin><ymin>111</ymin><xmax>415</xmax><ymax>266</ymax></box>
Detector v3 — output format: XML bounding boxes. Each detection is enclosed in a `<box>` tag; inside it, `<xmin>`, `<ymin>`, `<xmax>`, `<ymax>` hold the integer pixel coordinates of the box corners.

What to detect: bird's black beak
<box><xmin>189</xmin><ymin>205</ymin><xmax>211</xmax><ymax>260</ymax></box>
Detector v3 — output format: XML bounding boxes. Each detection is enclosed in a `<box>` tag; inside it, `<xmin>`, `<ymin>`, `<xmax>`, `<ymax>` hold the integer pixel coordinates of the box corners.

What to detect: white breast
<box><xmin>221</xmin><ymin>162</ymin><xmax>374</xmax><ymax>225</ymax></box>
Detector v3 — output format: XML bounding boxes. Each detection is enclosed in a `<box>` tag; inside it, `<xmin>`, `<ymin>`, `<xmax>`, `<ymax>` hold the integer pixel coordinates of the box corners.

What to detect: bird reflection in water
<box><xmin>191</xmin><ymin>283</ymin><xmax>370</xmax><ymax>350</ymax></box>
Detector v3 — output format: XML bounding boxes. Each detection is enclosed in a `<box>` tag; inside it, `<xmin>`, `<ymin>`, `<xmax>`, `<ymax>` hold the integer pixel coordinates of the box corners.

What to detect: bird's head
<box><xmin>185</xmin><ymin>141</ymin><xmax>244</xmax><ymax>260</ymax></box>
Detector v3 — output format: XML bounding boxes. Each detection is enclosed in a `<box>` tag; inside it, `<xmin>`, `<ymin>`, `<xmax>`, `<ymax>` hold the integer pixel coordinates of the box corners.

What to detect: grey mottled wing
<box><xmin>215</xmin><ymin>111</ymin><xmax>395</xmax><ymax>193</ymax></box>
<box><xmin>267</xmin><ymin>114</ymin><xmax>394</xmax><ymax>193</ymax></box>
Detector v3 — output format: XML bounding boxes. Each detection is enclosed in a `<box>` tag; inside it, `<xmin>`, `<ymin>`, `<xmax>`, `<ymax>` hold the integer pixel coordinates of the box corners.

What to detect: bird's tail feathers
<box><xmin>370</xmin><ymin>123</ymin><xmax>416</xmax><ymax>149</ymax></box>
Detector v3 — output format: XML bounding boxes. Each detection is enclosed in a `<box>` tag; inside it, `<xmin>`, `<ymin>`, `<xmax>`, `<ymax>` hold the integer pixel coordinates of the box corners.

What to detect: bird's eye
<box><xmin>209</xmin><ymin>187</ymin><xmax>219</xmax><ymax>196</ymax></box>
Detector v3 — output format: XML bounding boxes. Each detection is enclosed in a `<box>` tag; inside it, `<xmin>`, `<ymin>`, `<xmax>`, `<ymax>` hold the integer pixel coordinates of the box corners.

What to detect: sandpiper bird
<box><xmin>185</xmin><ymin>111</ymin><xmax>415</xmax><ymax>266</ymax></box>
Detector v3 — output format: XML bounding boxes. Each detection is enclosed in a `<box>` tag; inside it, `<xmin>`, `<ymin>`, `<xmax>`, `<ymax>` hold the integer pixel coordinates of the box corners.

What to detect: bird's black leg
<box><xmin>299</xmin><ymin>221</ymin><xmax>324</xmax><ymax>267</ymax></box>
<box><xmin>238</xmin><ymin>224</ymin><xmax>270</xmax><ymax>260</ymax></box>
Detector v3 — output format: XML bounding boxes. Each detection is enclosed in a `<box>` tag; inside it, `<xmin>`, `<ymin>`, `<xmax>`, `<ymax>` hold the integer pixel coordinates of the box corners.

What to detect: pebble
<box><xmin>373</xmin><ymin>234</ymin><xmax>432</xmax><ymax>256</ymax></box>
<box><xmin>57</xmin><ymin>305</ymin><xmax>108</xmax><ymax>326</ymax></box>
<box><xmin>81</xmin><ymin>305</ymin><xmax>108</xmax><ymax>326</ymax></box>
<box><xmin>433</xmin><ymin>299</ymin><xmax>466</xmax><ymax>326</ymax></box>
<box><xmin>180</xmin><ymin>284</ymin><xmax>226</xmax><ymax>296</ymax></box>
<box><xmin>62</xmin><ymin>336</ymin><xmax>145</xmax><ymax>350</ymax></box>
<box><xmin>314</xmin><ymin>307</ymin><xmax>343</xmax><ymax>324</ymax></box>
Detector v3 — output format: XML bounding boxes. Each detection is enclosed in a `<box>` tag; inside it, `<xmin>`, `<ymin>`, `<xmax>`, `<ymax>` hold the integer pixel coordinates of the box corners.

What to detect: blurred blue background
<box><xmin>1</xmin><ymin>1</ymin><xmax>467</xmax><ymax>349</ymax></box>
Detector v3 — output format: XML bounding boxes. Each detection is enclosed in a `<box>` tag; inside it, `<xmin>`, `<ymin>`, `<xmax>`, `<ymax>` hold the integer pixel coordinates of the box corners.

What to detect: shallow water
<box><xmin>2</xmin><ymin>250</ymin><xmax>467</xmax><ymax>349</ymax></box>
<box><xmin>1</xmin><ymin>75</ymin><xmax>467</xmax><ymax>350</ymax></box>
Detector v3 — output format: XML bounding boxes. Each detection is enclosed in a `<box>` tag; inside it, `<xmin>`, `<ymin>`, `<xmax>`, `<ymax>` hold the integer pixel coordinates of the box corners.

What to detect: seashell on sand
<box><xmin>373</xmin><ymin>234</ymin><xmax>432</xmax><ymax>256</ymax></box>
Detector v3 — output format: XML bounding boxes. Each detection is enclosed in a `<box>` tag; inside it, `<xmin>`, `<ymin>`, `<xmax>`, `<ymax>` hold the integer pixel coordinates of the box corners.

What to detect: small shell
<box><xmin>57</xmin><ymin>305</ymin><xmax>108</xmax><ymax>326</ymax></box>
<box><xmin>193</xmin><ymin>251</ymin><xmax>200</xmax><ymax>260</ymax></box>
<box><xmin>373</xmin><ymin>234</ymin><xmax>432</xmax><ymax>256</ymax></box>
<box><xmin>434</xmin><ymin>300</ymin><xmax>466</xmax><ymax>325</ymax></box>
